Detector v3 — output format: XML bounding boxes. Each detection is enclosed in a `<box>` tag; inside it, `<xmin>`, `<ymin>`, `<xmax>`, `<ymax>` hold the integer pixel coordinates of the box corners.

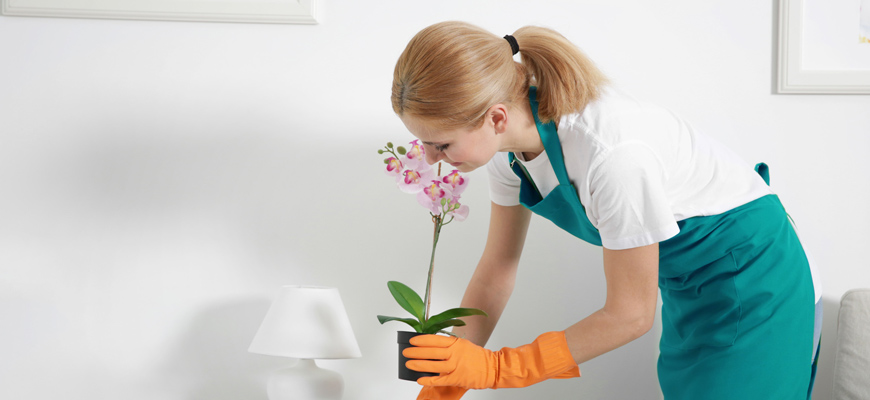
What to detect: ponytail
<box><xmin>513</xmin><ymin>26</ymin><xmax>608</xmax><ymax>123</ymax></box>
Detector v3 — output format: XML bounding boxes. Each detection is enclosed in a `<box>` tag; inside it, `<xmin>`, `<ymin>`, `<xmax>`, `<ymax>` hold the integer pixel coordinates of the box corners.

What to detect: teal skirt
<box><xmin>657</xmin><ymin>195</ymin><xmax>816</xmax><ymax>399</ymax></box>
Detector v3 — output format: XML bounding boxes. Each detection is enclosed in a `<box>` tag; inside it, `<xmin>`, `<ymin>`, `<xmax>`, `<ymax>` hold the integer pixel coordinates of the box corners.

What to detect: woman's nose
<box><xmin>424</xmin><ymin>147</ymin><xmax>442</xmax><ymax>165</ymax></box>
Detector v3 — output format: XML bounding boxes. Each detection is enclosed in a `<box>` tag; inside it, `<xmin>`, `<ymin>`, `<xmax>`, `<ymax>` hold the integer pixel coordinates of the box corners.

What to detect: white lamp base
<box><xmin>267</xmin><ymin>359</ymin><xmax>344</xmax><ymax>400</ymax></box>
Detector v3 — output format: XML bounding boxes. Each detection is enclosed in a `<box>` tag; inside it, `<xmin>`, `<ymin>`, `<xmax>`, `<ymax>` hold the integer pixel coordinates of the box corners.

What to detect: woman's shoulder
<box><xmin>576</xmin><ymin>85</ymin><xmax>664</xmax><ymax>121</ymax></box>
<box><xmin>485</xmin><ymin>152</ymin><xmax>516</xmax><ymax>178</ymax></box>
<box><xmin>560</xmin><ymin>85</ymin><xmax>681</xmax><ymax>144</ymax></box>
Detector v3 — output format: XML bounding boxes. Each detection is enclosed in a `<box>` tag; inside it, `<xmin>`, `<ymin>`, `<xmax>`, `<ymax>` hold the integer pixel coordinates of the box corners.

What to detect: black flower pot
<box><xmin>397</xmin><ymin>331</ymin><xmax>439</xmax><ymax>381</ymax></box>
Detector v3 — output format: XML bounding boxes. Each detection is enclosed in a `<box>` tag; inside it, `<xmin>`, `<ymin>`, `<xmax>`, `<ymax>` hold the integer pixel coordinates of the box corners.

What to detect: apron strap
<box><xmin>526</xmin><ymin>87</ymin><xmax>572</xmax><ymax>186</ymax></box>
<box><xmin>754</xmin><ymin>162</ymin><xmax>770</xmax><ymax>186</ymax></box>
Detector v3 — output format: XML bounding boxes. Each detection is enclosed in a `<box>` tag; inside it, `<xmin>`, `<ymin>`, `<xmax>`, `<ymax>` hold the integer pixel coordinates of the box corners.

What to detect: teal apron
<box><xmin>509</xmin><ymin>87</ymin><xmax>816</xmax><ymax>399</ymax></box>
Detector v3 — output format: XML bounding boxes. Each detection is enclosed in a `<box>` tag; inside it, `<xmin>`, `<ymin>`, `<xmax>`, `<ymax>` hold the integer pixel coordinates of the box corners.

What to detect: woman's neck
<box><xmin>502</xmin><ymin>101</ymin><xmax>545</xmax><ymax>160</ymax></box>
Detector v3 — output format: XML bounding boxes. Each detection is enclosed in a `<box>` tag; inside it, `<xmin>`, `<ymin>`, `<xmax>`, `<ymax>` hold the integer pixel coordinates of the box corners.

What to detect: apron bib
<box><xmin>507</xmin><ymin>90</ymin><xmax>600</xmax><ymax>245</ymax></box>
<box><xmin>509</xmin><ymin>88</ymin><xmax>816</xmax><ymax>399</ymax></box>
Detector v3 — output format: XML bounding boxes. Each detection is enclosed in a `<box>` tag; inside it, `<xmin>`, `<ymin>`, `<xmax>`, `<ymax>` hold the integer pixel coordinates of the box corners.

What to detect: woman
<box><xmin>393</xmin><ymin>21</ymin><xmax>821</xmax><ymax>400</ymax></box>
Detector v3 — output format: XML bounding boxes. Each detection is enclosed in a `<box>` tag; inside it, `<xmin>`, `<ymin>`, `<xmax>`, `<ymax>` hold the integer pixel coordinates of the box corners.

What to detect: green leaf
<box><xmin>424</xmin><ymin>307</ymin><xmax>488</xmax><ymax>329</ymax></box>
<box><xmin>397</xmin><ymin>146</ymin><xmax>407</xmax><ymax>155</ymax></box>
<box><xmin>423</xmin><ymin>318</ymin><xmax>466</xmax><ymax>334</ymax></box>
<box><xmin>387</xmin><ymin>281</ymin><xmax>425</xmax><ymax>321</ymax></box>
<box><xmin>377</xmin><ymin>315</ymin><xmax>422</xmax><ymax>332</ymax></box>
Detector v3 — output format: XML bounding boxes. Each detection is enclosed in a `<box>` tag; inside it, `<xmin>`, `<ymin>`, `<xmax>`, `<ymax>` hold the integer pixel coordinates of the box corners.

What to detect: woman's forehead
<box><xmin>400</xmin><ymin>115</ymin><xmax>455</xmax><ymax>142</ymax></box>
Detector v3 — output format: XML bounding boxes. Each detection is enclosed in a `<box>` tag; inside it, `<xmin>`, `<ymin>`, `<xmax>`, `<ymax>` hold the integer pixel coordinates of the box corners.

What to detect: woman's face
<box><xmin>400</xmin><ymin>115</ymin><xmax>501</xmax><ymax>173</ymax></box>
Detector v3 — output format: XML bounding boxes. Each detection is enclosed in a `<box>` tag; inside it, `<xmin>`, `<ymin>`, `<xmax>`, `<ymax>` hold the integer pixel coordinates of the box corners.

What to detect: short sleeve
<box><xmin>588</xmin><ymin>143</ymin><xmax>679</xmax><ymax>250</ymax></box>
<box><xmin>486</xmin><ymin>153</ymin><xmax>521</xmax><ymax>206</ymax></box>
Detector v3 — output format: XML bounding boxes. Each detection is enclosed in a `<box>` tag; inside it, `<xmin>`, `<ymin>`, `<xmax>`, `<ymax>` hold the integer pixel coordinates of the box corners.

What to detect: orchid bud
<box><xmin>440</xmin><ymin>198</ymin><xmax>448</xmax><ymax>206</ymax></box>
<box><xmin>378</xmin><ymin>149</ymin><xmax>384</xmax><ymax>154</ymax></box>
<box><xmin>397</xmin><ymin>146</ymin><xmax>407</xmax><ymax>155</ymax></box>
<box><xmin>384</xmin><ymin>158</ymin><xmax>390</xmax><ymax>164</ymax></box>
<box><xmin>387</xmin><ymin>142</ymin><xmax>394</xmax><ymax>148</ymax></box>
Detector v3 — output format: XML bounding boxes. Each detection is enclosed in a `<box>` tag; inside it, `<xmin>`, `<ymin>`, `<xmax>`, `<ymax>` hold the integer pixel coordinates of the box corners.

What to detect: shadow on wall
<box><xmin>159</xmin><ymin>298</ymin><xmax>287</xmax><ymax>400</ymax></box>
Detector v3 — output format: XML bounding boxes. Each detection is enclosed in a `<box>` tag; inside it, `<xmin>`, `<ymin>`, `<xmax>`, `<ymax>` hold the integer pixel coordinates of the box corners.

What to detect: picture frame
<box><xmin>0</xmin><ymin>0</ymin><xmax>317</xmax><ymax>25</ymax></box>
<box><xmin>778</xmin><ymin>0</ymin><xmax>870</xmax><ymax>94</ymax></box>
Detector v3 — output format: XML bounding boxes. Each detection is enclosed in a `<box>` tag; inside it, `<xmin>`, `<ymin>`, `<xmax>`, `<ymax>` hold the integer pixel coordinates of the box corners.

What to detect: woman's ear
<box><xmin>487</xmin><ymin>104</ymin><xmax>509</xmax><ymax>134</ymax></box>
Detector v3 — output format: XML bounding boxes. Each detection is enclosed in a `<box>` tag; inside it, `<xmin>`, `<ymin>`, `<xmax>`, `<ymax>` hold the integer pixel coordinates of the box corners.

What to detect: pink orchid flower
<box><xmin>405</xmin><ymin>139</ymin><xmax>426</xmax><ymax>161</ymax></box>
<box><xmin>384</xmin><ymin>157</ymin><xmax>404</xmax><ymax>178</ymax></box>
<box><xmin>417</xmin><ymin>180</ymin><xmax>448</xmax><ymax>215</ymax></box>
<box><xmin>445</xmin><ymin>196</ymin><xmax>469</xmax><ymax>222</ymax></box>
<box><xmin>381</xmin><ymin>140</ymin><xmax>470</xmax><ymax>220</ymax></box>
<box><xmin>441</xmin><ymin>169</ymin><xmax>469</xmax><ymax>197</ymax></box>
<box><xmin>398</xmin><ymin>166</ymin><xmax>435</xmax><ymax>193</ymax></box>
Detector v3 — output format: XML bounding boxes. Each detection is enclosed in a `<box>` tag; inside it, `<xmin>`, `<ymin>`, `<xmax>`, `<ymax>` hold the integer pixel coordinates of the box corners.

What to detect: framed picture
<box><xmin>0</xmin><ymin>0</ymin><xmax>317</xmax><ymax>24</ymax></box>
<box><xmin>778</xmin><ymin>0</ymin><xmax>870</xmax><ymax>94</ymax></box>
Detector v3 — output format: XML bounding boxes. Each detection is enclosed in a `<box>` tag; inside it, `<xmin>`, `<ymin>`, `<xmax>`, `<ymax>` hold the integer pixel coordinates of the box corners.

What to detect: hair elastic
<box><xmin>503</xmin><ymin>35</ymin><xmax>519</xmax><ymax>55</ymax></box>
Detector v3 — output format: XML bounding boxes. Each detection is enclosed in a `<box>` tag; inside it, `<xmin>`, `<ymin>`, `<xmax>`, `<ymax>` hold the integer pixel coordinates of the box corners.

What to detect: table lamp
<box><xmin>249</xmin><ymin>285</ymin><xmax>362</xmax><ymax>400</ymax></box>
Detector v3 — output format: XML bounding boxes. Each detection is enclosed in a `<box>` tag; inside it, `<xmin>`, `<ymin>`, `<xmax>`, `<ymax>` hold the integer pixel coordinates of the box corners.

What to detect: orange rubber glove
<box><xmin>416</xmin><ymin>386</ymin><xmax>468</xmax><ymax>400</ymax></box>
<box><xmin>403</xmin><ymin>331</ymin><xmax>581</xmax><ymax>390</ymax></box>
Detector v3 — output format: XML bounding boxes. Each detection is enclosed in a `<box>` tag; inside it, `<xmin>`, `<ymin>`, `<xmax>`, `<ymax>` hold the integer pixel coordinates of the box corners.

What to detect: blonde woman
<box><xmin>394</xmin><ymin>21</ymin><xmax>821</xmax><ymax>400</ymax></box>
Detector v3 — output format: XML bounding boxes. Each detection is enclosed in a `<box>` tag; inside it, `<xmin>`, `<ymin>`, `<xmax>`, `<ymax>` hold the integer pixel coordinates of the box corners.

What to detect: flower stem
<box><xmin>423</xmin><ymin>213</ymin><xmax>443</xmax><ymax>322</ymax></box>
<box><xmin>382</xmin><ymin>145</ymin><xmax>401</xmax><ymax>159</ymax></box>
<box><xmin>423</xmin><ymin>162</ymin><xmax>446</xmax><ymax>323</ymax></box>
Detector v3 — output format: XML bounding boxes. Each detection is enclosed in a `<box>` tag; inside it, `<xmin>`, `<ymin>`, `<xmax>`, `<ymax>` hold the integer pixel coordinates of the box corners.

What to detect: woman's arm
<box><xmin>451</xmin><ymin>202</ymin><xmax>532</xmax><ymax>346</ymax></box>
<box><xmin>563</xmin><ymin>243</ymin><xmax>660</xmax><ymax>364</ymax></box>
<box><xmin>405</xmin><ymin>230</ymin><xmax>660</xmax><ymax>390</ymax></box>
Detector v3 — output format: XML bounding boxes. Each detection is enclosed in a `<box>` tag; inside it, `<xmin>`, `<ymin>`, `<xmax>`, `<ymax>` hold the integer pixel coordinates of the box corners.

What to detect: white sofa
<box><xmin>832</xmin><ymin>289</ymin><xmax>870</xmax><ymax>400</ymax></box>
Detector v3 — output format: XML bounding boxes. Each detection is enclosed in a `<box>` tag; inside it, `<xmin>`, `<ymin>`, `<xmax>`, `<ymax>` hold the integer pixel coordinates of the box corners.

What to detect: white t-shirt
<box><xmin>487</xmin><ymin>86</ymin><xmax>773</xmax><ymax>250</ymax></box>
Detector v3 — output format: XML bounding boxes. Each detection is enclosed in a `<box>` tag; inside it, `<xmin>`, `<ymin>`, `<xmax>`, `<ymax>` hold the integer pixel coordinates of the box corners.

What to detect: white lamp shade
<box><xmin>249</xmin><ymin>286</ymin><xmax>362</xmax><ymax>359</ymax></box>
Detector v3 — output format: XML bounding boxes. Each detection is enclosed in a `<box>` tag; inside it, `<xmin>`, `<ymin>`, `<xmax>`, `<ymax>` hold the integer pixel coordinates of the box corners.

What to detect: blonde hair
<box><xmin>391</xmin><ymin>21</ymin><xmax>608</xmax><ymax>129</ymax></box>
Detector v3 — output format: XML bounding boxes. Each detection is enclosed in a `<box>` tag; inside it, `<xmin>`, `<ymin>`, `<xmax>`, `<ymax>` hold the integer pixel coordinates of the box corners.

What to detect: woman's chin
<box><xmin>455</xmin><ymin>164</ymin><xmax>479</xmax><ymax>173</ymax></box>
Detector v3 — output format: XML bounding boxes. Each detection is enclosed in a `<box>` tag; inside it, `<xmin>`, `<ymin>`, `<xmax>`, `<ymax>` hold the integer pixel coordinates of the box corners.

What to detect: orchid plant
<box><xmin>376</xmin><ymin>140</ymin><xmax>487</xmax><ymax>335</ymax></box>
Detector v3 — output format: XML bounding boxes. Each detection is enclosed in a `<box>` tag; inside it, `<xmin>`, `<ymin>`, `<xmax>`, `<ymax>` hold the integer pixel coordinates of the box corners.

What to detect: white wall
<box><xmin>1</xmin><ymin>1</ymin><xmax>867</xmax><ymax>399</ymax></box>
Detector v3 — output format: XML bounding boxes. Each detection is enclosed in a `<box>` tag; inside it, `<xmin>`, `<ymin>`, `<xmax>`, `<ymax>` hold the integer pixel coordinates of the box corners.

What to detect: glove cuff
<box><xmin>532</xmin><ymin>331</ymin><xmax>581</xmax><ymax>379</ymax></box>
<box><xmin>494</xmin><ymin>330</ymin><xmax>580</xmax><ymax>388</ymax></box>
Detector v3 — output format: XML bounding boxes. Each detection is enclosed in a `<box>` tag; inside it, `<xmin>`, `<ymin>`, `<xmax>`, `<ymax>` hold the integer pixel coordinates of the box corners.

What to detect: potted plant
<box><xmin>376</xmin><ymin>140</ymin><xmax>487</xmax><ymax>381</ymax></box>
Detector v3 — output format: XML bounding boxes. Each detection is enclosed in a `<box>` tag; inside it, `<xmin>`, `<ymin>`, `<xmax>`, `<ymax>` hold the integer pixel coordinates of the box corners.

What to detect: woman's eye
<box><xmin>435</xmin><ymin>144</ymin><xmax>449</xmax><ymax>151</ymax></box>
